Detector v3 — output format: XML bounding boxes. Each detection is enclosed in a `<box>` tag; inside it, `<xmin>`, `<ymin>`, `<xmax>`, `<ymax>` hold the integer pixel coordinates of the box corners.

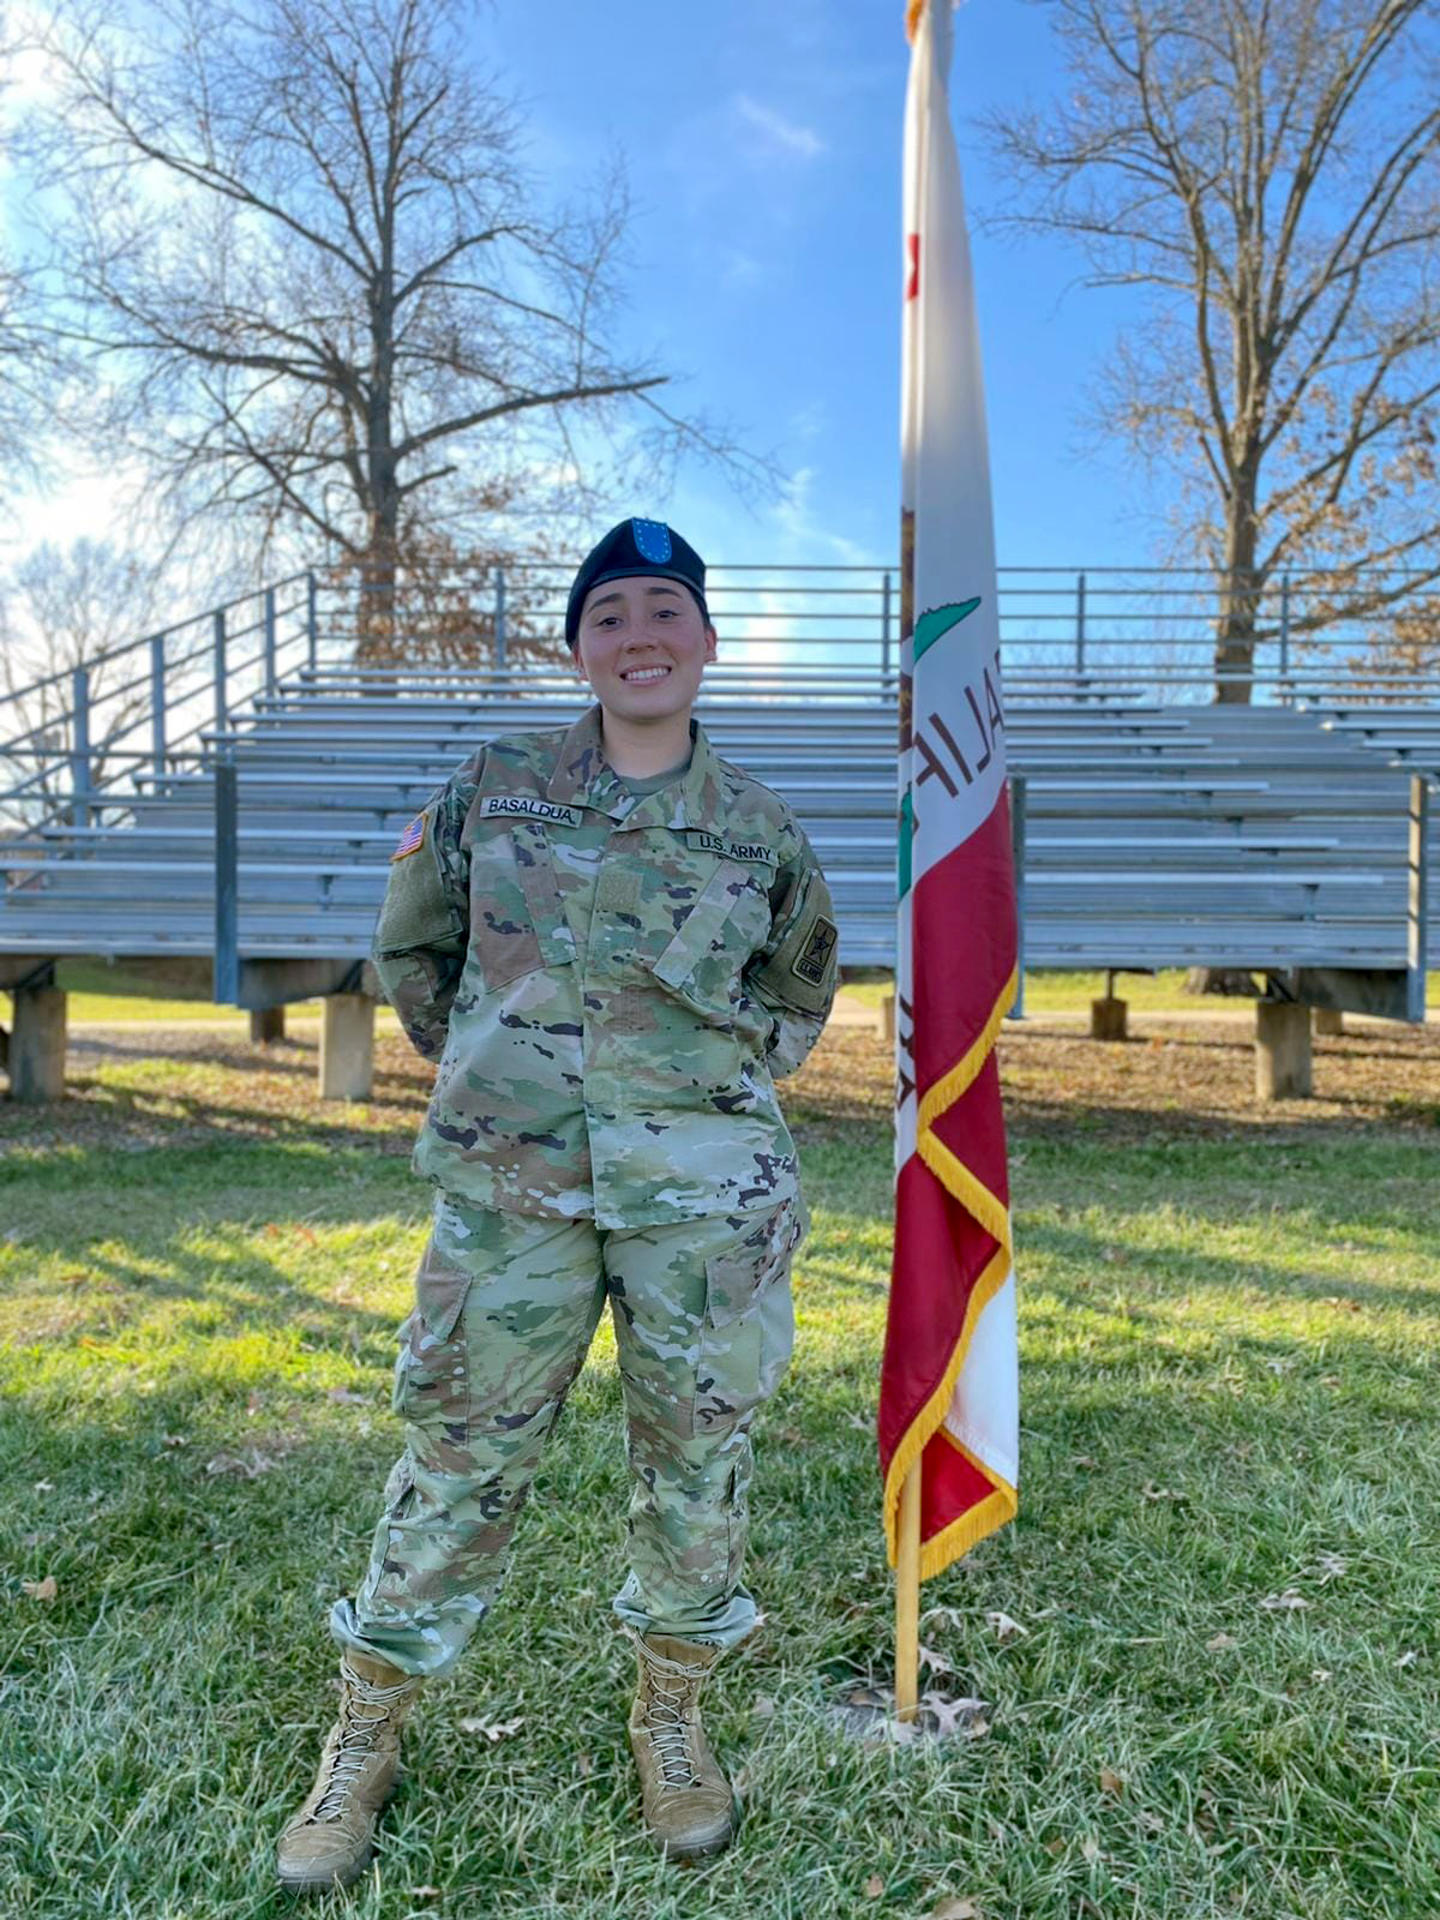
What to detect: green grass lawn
<box><xmin>1</xmin><ymin>1032</ymin><xmax>1438</xmax><ymax>1918</ymax></box>
<box><xmin>9</xmin><ymin>966</ymin><xmax>1436</xmax><ymax>1028</ymax></box>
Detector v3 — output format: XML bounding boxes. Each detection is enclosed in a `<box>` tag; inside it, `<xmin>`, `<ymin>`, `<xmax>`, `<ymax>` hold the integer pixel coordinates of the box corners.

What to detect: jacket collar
<box><xmin>547</xmin><ymin>704</ymin><xmax>723</xmax><ymax>828</ymax></box>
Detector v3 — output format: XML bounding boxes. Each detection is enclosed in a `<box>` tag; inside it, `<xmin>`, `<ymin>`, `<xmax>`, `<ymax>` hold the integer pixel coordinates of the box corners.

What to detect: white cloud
<box><xmin>718</xmin><ymin>248</ymin><xmax>764</xmax><ymax>290</ymax></box>
<box><xmin>732</xmin><ymin>95</ymin><xmax>826</xmax><ymax>161</ymax></box>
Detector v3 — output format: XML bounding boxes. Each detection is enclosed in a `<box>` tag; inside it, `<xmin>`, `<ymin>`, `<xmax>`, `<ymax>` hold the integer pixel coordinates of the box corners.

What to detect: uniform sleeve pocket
<box><xmin>745</xmin><ymin>869</ymin><xmax>838</xmax><ymax>1016</ymax></box>
<box><xmin>374</xmin><ymin>815</ymin><xmax>463</xmax><ymax>955</ymax></box>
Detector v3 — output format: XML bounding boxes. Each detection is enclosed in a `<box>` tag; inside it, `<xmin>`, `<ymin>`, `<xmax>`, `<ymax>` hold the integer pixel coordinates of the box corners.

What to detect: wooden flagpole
<box><xmin>895</xmin><ymin>1464</ymin><xmax>922</xmax><ymax>1719</ymax></box>
<box><xmin>894</xmin><ymin>0</ymin><xmax>926</xmax><ymax>1731</ymax></box>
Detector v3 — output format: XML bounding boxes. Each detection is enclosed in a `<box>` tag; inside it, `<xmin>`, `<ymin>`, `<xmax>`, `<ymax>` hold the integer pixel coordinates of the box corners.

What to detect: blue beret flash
<box><xmin>631</xmin><ymin>518</ymin><xmax>673</xmax><ymax>563</ymax></box>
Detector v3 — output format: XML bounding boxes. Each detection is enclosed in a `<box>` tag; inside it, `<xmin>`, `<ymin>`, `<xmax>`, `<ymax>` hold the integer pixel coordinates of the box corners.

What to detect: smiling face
<box><xmin>574</xmin><ymin>574</ymin><xmax>717</xmax><ymax>726</ymax></box>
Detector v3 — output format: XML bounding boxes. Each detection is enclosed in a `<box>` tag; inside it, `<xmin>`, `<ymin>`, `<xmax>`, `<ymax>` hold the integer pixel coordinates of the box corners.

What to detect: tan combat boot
<box><xmin>627</xmin><ymin>1633</ymin><xmax>735</xmax><ymax>1862</ymax></box>
<box><xmin>276</xmin><ymin>1650</ymin><xmax>423</xmax><ymax>1894</ymax></box>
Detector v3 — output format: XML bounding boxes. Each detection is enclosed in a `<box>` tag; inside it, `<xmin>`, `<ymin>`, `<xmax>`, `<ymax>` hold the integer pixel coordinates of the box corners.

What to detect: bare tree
<box><xmin>32</xmin><ymin>0</ymin><xmax>766</xmax><ymax>657</ymax></box>
<box><xmin>0</xmin><ymin>538</ymin><xmax>161</xmax><ymax>824</ymax></box>
<box><xmin>0</xmin><ymin>29</ymin><xmax>58</xmax><ymax>495</ymax></box>
<box><xmin>985</xmin><ymin>0</ymin><xmax>1440</xmax><ymax>701</ymax></box>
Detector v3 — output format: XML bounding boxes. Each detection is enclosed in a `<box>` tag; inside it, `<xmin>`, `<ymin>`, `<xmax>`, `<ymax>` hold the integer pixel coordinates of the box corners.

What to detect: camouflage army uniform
<box><xmin>330</xmin><ymin>706</ymin><xmax>838</xmax><ymax>1678</ymax></box>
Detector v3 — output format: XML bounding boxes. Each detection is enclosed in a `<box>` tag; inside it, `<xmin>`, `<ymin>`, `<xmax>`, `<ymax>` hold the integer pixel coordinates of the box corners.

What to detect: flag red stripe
<box><xmin>909</xmin><ymin>789</ymin><xmax>1016</xmax><ymax>1095</ymax></box>
<box><xmin>879</xmin><ymin>1152</ymin><xmax>998</xmax><ymax>1466</ymax></box>
<box><xmin>881</xmin><ymin>790</ymin><xmax>1016</xmax><ymax>1559</ymax></box>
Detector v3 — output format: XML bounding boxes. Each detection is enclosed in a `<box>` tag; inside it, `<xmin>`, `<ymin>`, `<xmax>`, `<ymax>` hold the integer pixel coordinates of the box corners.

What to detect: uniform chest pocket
<box><xmin>468</xmin><ymin>821</ymin><xmax>575</xmax><ymax>992</ymax></box>
<box><xmin>646</xmin><ymin>858</ymin><xmax>772</xmax><ymax>1021</ymax></box>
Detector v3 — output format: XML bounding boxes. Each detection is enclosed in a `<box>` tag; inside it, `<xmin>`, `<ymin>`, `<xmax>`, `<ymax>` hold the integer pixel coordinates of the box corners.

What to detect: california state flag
<box><xmin>880</xmin><ymin>0</ymin><xmax>1019</xmax><ymax>1578</ymax></box>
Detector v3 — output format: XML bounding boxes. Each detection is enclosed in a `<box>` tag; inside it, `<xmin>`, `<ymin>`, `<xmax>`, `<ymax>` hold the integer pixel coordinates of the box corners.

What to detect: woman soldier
<box><xmin>277</xmin><ymin>519</ymin><xmax>838</xmax><ymax>1891</ymax></box>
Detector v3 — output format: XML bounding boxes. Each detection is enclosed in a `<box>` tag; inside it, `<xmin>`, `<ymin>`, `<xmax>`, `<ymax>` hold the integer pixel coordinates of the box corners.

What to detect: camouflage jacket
<box><xmin>372</xmin><ymin>706</ymin><xmax>839</xmax><ymax>1228</ymax></box>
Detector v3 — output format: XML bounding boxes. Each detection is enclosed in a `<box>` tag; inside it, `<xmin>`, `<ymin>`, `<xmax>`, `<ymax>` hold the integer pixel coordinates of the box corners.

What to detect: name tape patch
<box><xmin>684</xmin><ymin>829</ymin><xmax>777</xmax><ymax>867</ymax></box>
<box><xmin>791</xmin><ymin>916</ymin><xmax>838</xmax><ymax>988</ymax></box>
<box><xmin>481</xmin><ymin>795</ymin><xmax>582</xmax><ymax>829</ymax></box>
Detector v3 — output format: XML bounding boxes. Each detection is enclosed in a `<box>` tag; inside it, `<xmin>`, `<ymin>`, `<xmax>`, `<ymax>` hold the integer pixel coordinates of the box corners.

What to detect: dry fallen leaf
<box><xmin>1141</xmin><ymin>1482</ymin><xmax>1184</xmax><ymax>1503</ymax></box>
<box><xmin>985</xmin><ymin>1609</ymin><xmax>1027</xmax><ymax>1641</ymax></box>
<box><xmin>864</xmin><ymin>1874</ymin><xmax>885</xmax><ymax>1898</ymax></box>
<box><xmin>1081</xmin><ymin>1836</ymin><xmax>1102</xmax><ymax>1864</ymax></box>
<box><xmin>1206</xmin><ymin>1632</ymin><xmax>1238</xmax><ymax>1651</ymax></box>
<box><xmin>32</xmin><ymin>1479</ymin><xmax>54</xmax><ymax>1494</ymax></box>
<box><xmin>1397</xmin><ymin>1650</ymin><xmax>1419</xmax><ymax>1669</ymax></box>
<box><xmin>1260</xmin><ymin>1590</ymin><xmax>1310</xmax><ymax>1612</ymax></box>
<box><xmin>920</xmin><ymin>1604</ymin><xmax>966</xmax><ymax>1630</ymax></box>
<box><xmin>1310</xmin><ymin>1668</ymin><xmax>1332</xmax><ymax>1683</ymax></box>
<box><xmin>1312</xmin><ymin>1552</ymin><xmax>1347</xmax><ymax>1582</ymax></box>
<box><xmin>920</xmin><ymin>1691</ymin><xmax>989</xmax><ymax>1739</ymax></box>
<box><xmin>326</xmin><ymin>1387</ymin><xmax>368</xmax><ymax>1405</ymax></box>
<box><xmin>752</xmin><ymin>1695</ymin><xmax>776</xmax><ymax>1718</ymax></box>
<box><xmin>932</xmin><ymin>1900</ymin><xmax>981</xmax><ymax>1919</ymax></box>
<box><xmin>22</xmin><ymin>1575</ymin><xmax>58</xmax><ymax>1603</ymax></box>
<box><xmin>919</xmin><ymin>1642</ymin><xmax>956</xmax><ymax>1675</ymax></box>
<box><xmin>206</xmin><ymin>1449</ymin><xmax>276</xmax><ymax>1480</ymax></box>
<box><xmin>1044</xmin><ymin>1837</ymin><xmax>1065</xmax><ymax>1858</ymax></box>
<box><xmin>576</xmin><ymin>1752</ymin><xmax>593</xmax><ymax>1777</ymax></box>
<box><xmin>1099</xmin><ymin>1765</ymin><xmax>1124</xmax><ymax>1796</ymax></box>
<box><xmin>412</xmin><ymin>1888</ymin><xmax>441</xmax><ymax>1900</ymax></box>
<box><xmin>457</xmin><ymin>1714</ymin><xmax>524</xmax><ymax>1742</ymax></box>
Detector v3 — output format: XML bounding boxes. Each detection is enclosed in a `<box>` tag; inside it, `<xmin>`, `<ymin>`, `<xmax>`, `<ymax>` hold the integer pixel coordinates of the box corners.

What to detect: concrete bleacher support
<box><xmin>250</xmin><ymin>1007</ymin><xmax>286</xmax><ymax>1044</ymax></box>
<box><xmin>319</xmin><ymin>993</ymin><xmax>374</xmax><ymax>1100</ymax></box>
<box><xmin>1090</xmin><ymin>996</ymin><xmax>1128</xmax><ymax>1040</ymax></box>
<box><xmin>1313</xmin><ymin>1007</ymin><xmax>1344</xmax><ymax>1036</ymax></box>
<box><xmin>6</xmin><ymin>985</ymin><xmax>67</xmax><ymax>1103</ymax></box>
<box><xmin>1255</xmin><ymin>1001</ymin><xmax>1312</xmax><ymax>1100</ymax></box>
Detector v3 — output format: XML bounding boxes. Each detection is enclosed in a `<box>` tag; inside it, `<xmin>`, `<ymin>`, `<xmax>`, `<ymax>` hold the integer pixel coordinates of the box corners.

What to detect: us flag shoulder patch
<box><xmin>391</xmin><ymin>813</ymin><xmax>426</xmax><ymax>862</ymax></box>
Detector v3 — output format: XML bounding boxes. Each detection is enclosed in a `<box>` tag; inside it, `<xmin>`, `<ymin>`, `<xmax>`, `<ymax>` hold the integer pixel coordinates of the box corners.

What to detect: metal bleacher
<box><xmin>0</xmin><ymin>565</ymin><xmax>1436</xmax><ymax>1025</ymax></box>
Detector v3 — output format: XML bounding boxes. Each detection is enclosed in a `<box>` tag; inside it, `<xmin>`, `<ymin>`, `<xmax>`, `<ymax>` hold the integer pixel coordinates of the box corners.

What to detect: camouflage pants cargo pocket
<box><xmin>691</xmin><ymin>1196</ymin><xmax>804</xmax><ymax>1439</ymax></box>
<box><xmin>392</xmin><ymin>1239</ymin><xmax>474</xmax><ymax>1443</ymax></box>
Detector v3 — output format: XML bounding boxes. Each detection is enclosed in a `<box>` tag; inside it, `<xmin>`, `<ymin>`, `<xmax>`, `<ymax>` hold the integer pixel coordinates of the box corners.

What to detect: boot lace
<box><xmin>639</xmin><ymin>1646</ymin><xmax>712</xmax><ymax>1792</ymax></box>
<box><xmin>309</xmin><ymin>1665</ymin><xmax>415</xmax><ymax>1823</ymax></box>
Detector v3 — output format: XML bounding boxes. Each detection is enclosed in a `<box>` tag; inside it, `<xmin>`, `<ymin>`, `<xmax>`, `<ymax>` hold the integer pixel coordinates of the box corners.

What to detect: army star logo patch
<box><xmin>792</xmin><ymin>916</ymin><xmax>837</xmax><ymax>987</ymax></box>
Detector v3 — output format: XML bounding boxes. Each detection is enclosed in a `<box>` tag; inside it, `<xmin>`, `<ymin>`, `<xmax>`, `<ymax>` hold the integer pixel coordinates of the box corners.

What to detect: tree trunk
<box><xmin>1213</xmin><ymin>447</ymin><xmax>1263</xmax><ymax>705</ymax></box>
<box><xmin>355</xmin><ymin>536</ymin><xmax>398</xmax><ymax>668</ymax></box>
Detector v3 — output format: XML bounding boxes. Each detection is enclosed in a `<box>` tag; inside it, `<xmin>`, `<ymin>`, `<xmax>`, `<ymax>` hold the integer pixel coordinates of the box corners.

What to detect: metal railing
<box><xmin>305</xmin><ymin>561</ymin><xmax>1440</xmax><ymax>702</ymax></box>
<box><xmin>5</xmin><ymin>561</ymin><xmax>1440</xmax><ymax>836</ymax></box>
<box><xmin>0</xmin><ymin>573</ymin><xmax>315</xmax><ymax>832</ymax></box>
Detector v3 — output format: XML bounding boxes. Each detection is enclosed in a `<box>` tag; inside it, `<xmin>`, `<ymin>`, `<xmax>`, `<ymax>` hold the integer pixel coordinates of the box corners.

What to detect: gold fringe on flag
<box><xmin>882</xmin><ymin>959</ymin><xmax>1021</xmax><ymax>1578</ymax></box>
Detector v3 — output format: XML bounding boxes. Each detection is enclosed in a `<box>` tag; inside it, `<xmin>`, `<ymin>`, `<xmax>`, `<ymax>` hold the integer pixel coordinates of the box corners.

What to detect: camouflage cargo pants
<box><xmin>329</xmin><ymin>1189</ymin><xmax>805</xmax><ymax>1678</ymax></box>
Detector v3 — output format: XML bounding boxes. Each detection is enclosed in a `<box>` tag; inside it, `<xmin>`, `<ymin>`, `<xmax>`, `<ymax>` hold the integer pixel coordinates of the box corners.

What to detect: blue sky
<box><xmin>3</xmin><ymin>0</ymin><xmax>1158</xmax><ymax>578</ymax></box>
<box><xmin>486</xmin><ymin>0</ymin><xmax>1156</xmax><ymax>573</ymax></box>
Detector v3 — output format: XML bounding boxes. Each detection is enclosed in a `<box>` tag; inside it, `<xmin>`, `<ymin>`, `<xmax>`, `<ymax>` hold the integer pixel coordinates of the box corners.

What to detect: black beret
<box><xmin>565</xmin><ymin>518</ymin><xmax>708</xmax><ymax>651</ymax></box>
